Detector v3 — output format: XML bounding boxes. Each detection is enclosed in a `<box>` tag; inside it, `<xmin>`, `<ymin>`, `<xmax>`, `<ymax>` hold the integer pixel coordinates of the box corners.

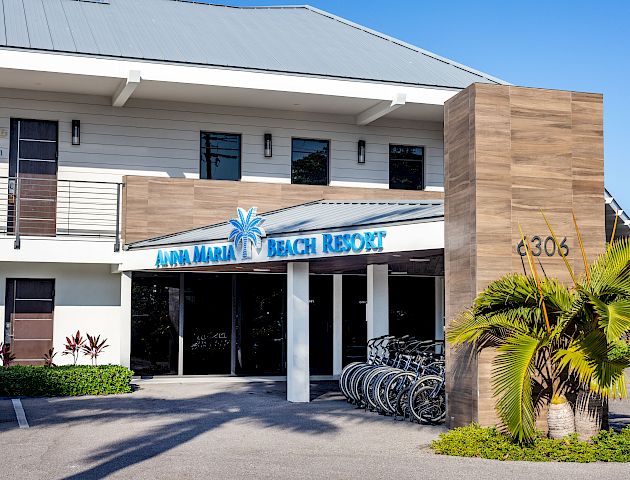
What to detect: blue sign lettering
<box><xmin>154</xmin><ymin>230</ymin><xmax>387</xmax><ymax>268</ymax></box>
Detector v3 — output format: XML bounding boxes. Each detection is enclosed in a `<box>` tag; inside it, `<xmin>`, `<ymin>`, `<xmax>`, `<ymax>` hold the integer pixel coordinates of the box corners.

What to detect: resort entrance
<box><xmin>130</xmin><ymin>270</ymin><xmax>442</xmax><ymax>379</ymax></box>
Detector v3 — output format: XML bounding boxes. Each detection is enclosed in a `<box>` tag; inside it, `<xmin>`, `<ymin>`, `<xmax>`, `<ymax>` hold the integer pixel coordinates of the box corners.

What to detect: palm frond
<box><xmin>588</xmin><ymin>237</ymin><xmax>630</xmax><ymax>296</ymax></box>
<box><xmin>492</xmin><ymin>332</ymin><xmax>541</xmax><ymax>443</ymax></box>
<box><xmin>556</xmin><ymin>332</ymin><xmax>630</xmax><ymax>398</ymax></box>
<box><xmin>447</xmin><ymin>309</ymin><xmax>535</xmax><ymax>346</ymax></box>
<box><xmin>588</xmin><ymin>295</ymin><xmax>630</xmax><ymax>342</ymax></box>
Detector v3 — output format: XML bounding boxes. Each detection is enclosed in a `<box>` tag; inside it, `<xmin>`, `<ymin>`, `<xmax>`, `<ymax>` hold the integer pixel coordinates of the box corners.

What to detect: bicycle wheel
<box><xmin>383</xmin><ymin>371</ymin><xmax>416</xmax><ymax>415</ymax></box>
<box><xmin>363</xmin><ymin>366</ymin><xmax>391</xmax><ymax>411</ymax></box>
<box><xmin>374</xmin><ymin>369</ymin><xmax>402</xmax><ymax>414</ymax></box>
<box><xmin>349</xmin><ymin>364</ymin><xmax>374</xmax><ymax>405</ymax></box>
<box><xmin>339</xmin><ymin>362</ymin><xmax>363</xmax><ymax>400</ymax></box>
<box><xmin>408</xmin><ymin>382</ymin><xmax>446</xmax><ymax>424</ymax></box>
<box><xmin>394</xmin><ymin>385</ymin><xmax>412</xmax><ymax>419</ymax></box>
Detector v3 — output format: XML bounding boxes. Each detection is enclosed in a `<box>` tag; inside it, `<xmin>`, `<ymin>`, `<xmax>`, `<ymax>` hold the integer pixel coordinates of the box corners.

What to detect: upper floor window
<box><xmin>291</xmin><ymin>138</ymin><xmax>329</xmax><ymax>185</ymax></box>
<box><xmin>200</xmin><ymin>132</ymin><xmax>241</xmax><ymax>181</ymax></box>
<box><xmin>389</xmin><ymin>145</ymin><xmax>424</xmax><ymax>190</ymax></box>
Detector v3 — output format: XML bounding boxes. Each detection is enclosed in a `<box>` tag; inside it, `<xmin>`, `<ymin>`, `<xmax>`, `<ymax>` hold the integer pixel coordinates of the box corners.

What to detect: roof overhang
<box><xmin>0</xmin><ymin>48</ymin><xmax>453</xmax><ymax>121</ymax></box>
<box><xmin>122</xmin><ymin>199</ymin><xmax>445</xmax><ymax>272</ymax></box>
<box><xmin>605</xmin><ymin>188</ymin><xmax>630</xmax><ymax>241</ymax></box>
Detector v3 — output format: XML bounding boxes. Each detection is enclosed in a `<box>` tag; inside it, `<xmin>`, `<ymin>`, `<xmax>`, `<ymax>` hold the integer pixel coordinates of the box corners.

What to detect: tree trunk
<box><xmin>575</xmin><ymin>389</ymin><xmax>607</xmax><ymax>441</ymax></box>
<box><xmin>547</xmin><ymin>397</ymin><xmax>575</xmax><ymax>439</ymax></box>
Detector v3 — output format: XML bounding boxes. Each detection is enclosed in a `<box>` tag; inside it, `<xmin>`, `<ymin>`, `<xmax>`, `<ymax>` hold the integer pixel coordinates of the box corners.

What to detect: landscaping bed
<box><xmin>0</xmin><ymin>365</ymin><xmax>134</xmax><ymax>397</ymax></box>
<box><xmin>431</xmin><ymin>424</ymin><xmax>630</xmax><ymax>462</ymax></box>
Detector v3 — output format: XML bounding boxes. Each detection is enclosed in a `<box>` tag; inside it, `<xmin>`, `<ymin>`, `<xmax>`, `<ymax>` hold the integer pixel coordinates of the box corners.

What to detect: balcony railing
<box><xmin>0</xmin><ymin>176</ymin><xmax>122</xmax><ymax>251</ymax></box>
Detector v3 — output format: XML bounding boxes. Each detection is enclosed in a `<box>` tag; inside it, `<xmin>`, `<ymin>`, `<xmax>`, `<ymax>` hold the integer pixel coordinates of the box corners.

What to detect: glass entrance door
<box><xmin>236</xmin><ymin>274</ymin><xmax>286</xmax><ymax>375</ymax></box>
<box><xmin>184</xmin><ymin>274</ymin><xmax>232</xmax><ymax>375</ymax></box>
<box><xmin>309</xmin><ymin>275</ymin><xmax>333</xmax><ymax>375</ymax></box>
<box><xmin>342</xmin><ymin>275</ymin><xmax>367</xmax><ymax>366</ymax></box>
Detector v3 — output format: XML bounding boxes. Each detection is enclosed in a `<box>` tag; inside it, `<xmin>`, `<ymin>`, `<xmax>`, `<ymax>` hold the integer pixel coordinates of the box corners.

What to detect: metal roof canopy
<box><xmin>605</xmin><ymin>188</ymin><xmax>630</xmax><ymax>241</ymax></box>
<box><xmin>127</xmin><ymin>199</ymin><xmax>445</xmax><ymax>250</ymax></box>
<box><xmin>0</xmin><ymin>0</ymin><xmax>505</xmax><ymax>89</ymax></box>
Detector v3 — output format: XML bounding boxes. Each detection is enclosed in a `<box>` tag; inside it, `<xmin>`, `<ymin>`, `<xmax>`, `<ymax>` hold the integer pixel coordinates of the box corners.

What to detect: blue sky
<box><xmin>200</xmin><ymin>1</ymin><xmax>630</xmax><ymax>206</ymax></box>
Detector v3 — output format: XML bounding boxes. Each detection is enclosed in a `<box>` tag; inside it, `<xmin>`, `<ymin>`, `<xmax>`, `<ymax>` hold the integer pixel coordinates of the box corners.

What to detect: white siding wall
<box><xmin>0</xmin><ymin>262</ymin><xmax>123</xmax><ymax>366</ymax></box>
<box><xmin>0</xmin><ymin>88</ymin><xmax>444</xmax><ymax>189</ymax></box>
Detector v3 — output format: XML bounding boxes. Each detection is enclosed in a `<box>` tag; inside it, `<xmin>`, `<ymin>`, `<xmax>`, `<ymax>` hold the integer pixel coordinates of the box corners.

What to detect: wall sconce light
<box><xmin>357</xmin><ymin>140</ymin><xmax>366</xmax><ymax>164</ymax></box>
<box><xmin>264</xmin><ymin>133</ymin><xmax>272</xmax><ymax>157</ymax></box>
<box><xmin>71</xmin><ymin>120</ymin><xmax>80</xmax><ymax>145</ymax></box>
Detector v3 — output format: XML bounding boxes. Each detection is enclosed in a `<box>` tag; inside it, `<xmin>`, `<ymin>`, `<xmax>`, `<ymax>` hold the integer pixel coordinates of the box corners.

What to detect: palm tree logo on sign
<box><xmin>228</xmin><ymin>207</ymin><xmax>266</xmax><ymax>260</ymax></box>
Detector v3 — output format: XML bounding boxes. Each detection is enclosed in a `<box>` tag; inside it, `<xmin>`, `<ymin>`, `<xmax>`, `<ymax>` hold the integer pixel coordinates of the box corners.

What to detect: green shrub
<box><xmin>430</xmin><ymin>424</ymin><xmax>630</xmax><ymax>462</ymax></box>
<box><xmin>0</xmin><ymin>365</ymin><xmax>133</xmax><ymax>397</ymax></box>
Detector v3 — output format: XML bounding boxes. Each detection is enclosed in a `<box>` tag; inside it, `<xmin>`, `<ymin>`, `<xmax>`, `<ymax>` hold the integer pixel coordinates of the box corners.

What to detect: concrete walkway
<box><xmin>1</xmin><ymin>380</ymin><xmax>629</xmax><ymax>480</ymax></box>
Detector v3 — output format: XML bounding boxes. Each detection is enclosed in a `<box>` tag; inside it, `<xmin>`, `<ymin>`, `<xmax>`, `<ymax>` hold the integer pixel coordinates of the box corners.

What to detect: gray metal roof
<box><xmin>0</xmin><ymin>0</ymin><xmax>506</xmax><ymax>88</ymax></box>
<box><xmin>128</xmin><ymin>199</ymin><xmax>444</xmax><ymax>249</ymax></box>
<box><xmin>605</xmin><ymin>188</ymin><xmax>630</xmax><ymax>241</ymax></box>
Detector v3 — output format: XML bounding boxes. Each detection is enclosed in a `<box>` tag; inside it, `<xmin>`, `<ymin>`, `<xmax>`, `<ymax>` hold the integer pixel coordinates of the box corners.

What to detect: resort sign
<box><xmin>153</xmin><ymin>206</ymin><xmax>387</xmax><ymax>268</ymax></box>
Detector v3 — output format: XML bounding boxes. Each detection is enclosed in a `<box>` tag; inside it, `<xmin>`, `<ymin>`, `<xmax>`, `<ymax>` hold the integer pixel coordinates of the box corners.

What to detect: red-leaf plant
<box><xmin>81</xmin><ymin>334</ymin><xmax>109</xmax><ymax>366</ymax></box>
<box><xmin>62</xmin><ymin>330</ymin><xmax>86</xmax><ymax>365</ymax></box>
<box><xmin>0</xmin><ymin>342</ymin><xmax>16</xmax><ymax>367</ymax></box>
<box><xmin>43</xmin><ymin>348</ymin><xmax>57</xmax><ymax>367</ymax></box>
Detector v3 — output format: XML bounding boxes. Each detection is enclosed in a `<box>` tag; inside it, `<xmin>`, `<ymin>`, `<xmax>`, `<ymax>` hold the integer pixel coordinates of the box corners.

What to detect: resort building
<box><xmin>0</xmin><ymin>0</ymin><xmax>624</xmax><ymax>425</ymax></box>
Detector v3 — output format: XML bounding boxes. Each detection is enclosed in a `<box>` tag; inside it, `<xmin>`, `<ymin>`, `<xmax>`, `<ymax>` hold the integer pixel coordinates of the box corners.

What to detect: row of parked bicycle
<box><xmin>339</xmin><ymin>335</ymin><xmax>446</xmax><ymax>424</ymax></box>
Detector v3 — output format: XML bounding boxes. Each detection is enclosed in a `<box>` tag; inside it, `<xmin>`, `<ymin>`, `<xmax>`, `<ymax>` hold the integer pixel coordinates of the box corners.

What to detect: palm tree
<box><xmin>555</xmin><ymin>236</ymin><xmax>630</xmax><ymax>439</ymax></box>
<box><xmin>447</xmin><ymin>225</ymin><xmax>630</xmax><ymax>443</ymax></box>
<box><xmin>228</xmin><ymin>207</ymin><xmax>265</xmax><ymax>260</ymax></box>
<box><xmin>448</xmin><ymin>274</ymin><xmax>576</xmax><ymax>442</ymax></box>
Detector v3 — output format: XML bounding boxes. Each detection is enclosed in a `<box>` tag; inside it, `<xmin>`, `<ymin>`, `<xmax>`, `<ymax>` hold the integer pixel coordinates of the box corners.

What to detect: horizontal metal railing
<box><xmin>0</xmin><ymin>176</ymin><xmax>122</xmax><ymax>250</ymax></box>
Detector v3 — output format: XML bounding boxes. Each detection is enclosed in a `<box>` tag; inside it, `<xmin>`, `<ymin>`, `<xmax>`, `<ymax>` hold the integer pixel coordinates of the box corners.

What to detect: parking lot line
<box><xmin>11</xmin><ymin>399</ymin><xmax>29</xmax><ymax>429</ymax></box>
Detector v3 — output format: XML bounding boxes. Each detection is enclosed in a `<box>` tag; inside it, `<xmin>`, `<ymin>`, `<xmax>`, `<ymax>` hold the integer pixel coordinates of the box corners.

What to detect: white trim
<box><xmin>122</xmin><ymin>221</ymin><xmax>444</xmax><ymax>271</ymax></box>
<box><xmin>0</xmin><ymin>236</ymin><xmax>121</xmax><ymax>264</ymax></box>
<box><xmin>424</xmin><ymin>186</ymin><xmax>444</xmax><ymax>192</ymax></box>
<box><xmin>0</xmin><ymin>49</ymin><xmax>457</xmax><ymax>106</ymax></box>
<box><xmin>328</xmin><ymin>180</ymin><xmax>388</xmax><ymax>189</ymax></box>
<box><xmin>241</xmin><ymin>175</ymin><xmax>291</xmax><ymax>184</ymax></box>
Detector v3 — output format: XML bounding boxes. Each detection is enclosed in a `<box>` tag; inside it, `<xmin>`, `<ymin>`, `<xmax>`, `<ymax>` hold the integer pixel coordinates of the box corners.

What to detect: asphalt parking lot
<box><xmin>1</xmin><ymin>379</ymin><xmax>629</xmax><ymax>480</ymax></box>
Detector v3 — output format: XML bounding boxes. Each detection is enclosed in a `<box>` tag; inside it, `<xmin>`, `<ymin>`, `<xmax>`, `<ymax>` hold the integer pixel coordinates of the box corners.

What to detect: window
<box><xmin>389</xmin><ymin>145</ymin><xmax>424</xmax><ymax>190</ymax></box>
<box><xmin>200</xmin><ymin>132</ymin><xmax>241</xmax><ymax>181</ymax></box>
<box><xmin>291</xmin><ymin>138</ymin><xmax>329</xmax><ymax>185</ymax></box>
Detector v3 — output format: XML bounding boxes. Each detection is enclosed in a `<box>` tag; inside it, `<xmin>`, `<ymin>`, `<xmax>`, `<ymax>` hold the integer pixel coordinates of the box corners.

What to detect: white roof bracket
<box><xmin>355</xmin><ymin>93</ymin><xmax>407</xmax><ymax>125</ymax></box>
<box><xmin>112</xmin><ymin>70</ymin><xmax>141</xmax><ymax>107</ymax></box>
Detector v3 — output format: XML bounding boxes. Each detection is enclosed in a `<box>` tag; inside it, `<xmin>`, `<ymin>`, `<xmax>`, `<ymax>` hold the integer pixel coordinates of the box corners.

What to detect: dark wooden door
<box><xmin>8</xmin><ymin>119</ymin><xmax>58</xmax><ymax>236</ymax></box>
<box><xmin>4</xmin><ymin>279</ymin><xmax>55</xmax><ymax>365</ymax></box>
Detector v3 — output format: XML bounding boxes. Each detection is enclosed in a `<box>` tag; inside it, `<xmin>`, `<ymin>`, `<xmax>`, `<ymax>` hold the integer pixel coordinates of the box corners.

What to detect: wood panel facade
<box><xmin>122</xmin><ymin>176</ymin><xmax>444</xmax><ymax>244</ymax></box>
<box><xmin>444</xmin><ymin>83</ymin><xmax>604</xmax><ymax>427</ymax></box>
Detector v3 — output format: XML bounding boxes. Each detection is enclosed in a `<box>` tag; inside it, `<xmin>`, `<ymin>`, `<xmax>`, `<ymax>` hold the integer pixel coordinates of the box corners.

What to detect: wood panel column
<box><xmin>444</xmin><ymin>83</ymin><xmax>604</xmax><ymax>427</ymax></box>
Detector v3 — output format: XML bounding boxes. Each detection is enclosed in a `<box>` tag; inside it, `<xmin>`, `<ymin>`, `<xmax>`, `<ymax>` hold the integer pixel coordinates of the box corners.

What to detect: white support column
<box><xmin>332</xmin><ymin>274</ymin><xmax>343</xmax><ymax>376</ymax></box>
<box><xmin>367</xmin><ymin>264</ymin><xmax>389</xmax><ymax>341</ymax></box>
<box><xmin>119</xmin><ymin>271</ymin><xmax>132</xmax><ymax>368</ymax></box>
<box><xmin>287</xmin><ymin>262</ymin><xmax>310</xmax><ymax>402</ymax></box>
<box><xmin>435</xmin><ymin>276</ymin><xmax>445</xmax><ymax>341</ymax></box>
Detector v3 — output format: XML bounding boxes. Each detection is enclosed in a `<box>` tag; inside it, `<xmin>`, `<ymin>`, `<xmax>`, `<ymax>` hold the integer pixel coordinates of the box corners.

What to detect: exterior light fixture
<box><xmin>357</xmin><ymin>140</ymin><xmax>366</xmax><ymax>164</ymax></box>
<box><xmin>71</xmin><ymin>120</ymin><xmax>80</xmax><ymax>145</ymax></box>
<box><xmin>409</xmin><ymin>258</ymin><xmax>431</xmax><ymax>263</ymax></box>
<box><xmin>264</xmin><ymin>133</ymin><xmax>272</xmax><ymax>157</ymax></box>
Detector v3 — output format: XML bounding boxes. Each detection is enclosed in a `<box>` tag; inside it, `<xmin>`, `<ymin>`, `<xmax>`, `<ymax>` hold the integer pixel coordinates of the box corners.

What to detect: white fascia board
<box><xmin>0</xmin><ymin>237</ymin><xmax>121</xmax><ymax>264</ymax></box>
<box><xmin>0</xmin><ymin>49</ymin><xmax>457</xmax><ymax>106</ymax></box>
<box><xmin>120</xmin><ymin>220</ymin><xmax>444</xmax><ymax>272</ymax></box>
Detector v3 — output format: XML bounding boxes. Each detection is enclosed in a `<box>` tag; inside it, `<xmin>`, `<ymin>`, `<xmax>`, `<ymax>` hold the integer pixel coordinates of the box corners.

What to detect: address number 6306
<box><xmin>516</xmin><ymin>236</ymin><xmax>569</xmax><ymax>257</ymax></box>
